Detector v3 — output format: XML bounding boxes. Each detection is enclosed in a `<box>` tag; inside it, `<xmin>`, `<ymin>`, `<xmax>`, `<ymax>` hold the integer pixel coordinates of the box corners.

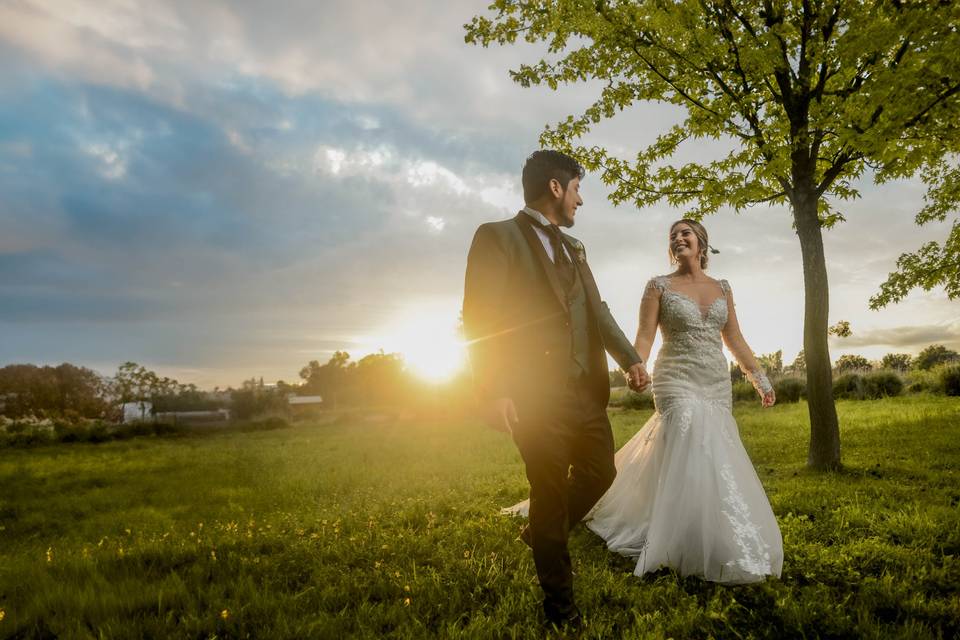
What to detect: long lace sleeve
<box><xmin>719</xmin><ymin>280</ymin><xmax>773</xmax><ymax>396</ymax></box>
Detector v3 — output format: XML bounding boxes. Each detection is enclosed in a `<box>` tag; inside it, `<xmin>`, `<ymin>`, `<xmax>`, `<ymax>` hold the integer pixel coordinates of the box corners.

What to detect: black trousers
<box><xmin>512</xmin><ymin>377</ymin><xmax>617</xmax><ymax>619</ymax></box>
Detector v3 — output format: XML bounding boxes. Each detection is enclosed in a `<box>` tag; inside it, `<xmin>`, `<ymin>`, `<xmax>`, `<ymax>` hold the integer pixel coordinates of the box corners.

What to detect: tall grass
<box><xmin>0</xmin><ymin>397</ymin><xmax>958</xmax><ymax>638</ymax></box>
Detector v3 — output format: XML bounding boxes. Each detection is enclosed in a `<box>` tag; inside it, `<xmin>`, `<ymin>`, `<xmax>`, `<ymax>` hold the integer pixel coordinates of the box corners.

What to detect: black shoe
<box><xmin>545</xmin><ymin>606</ymin><xmax>583</xmax><ymax>634</ymax></box>
<box><xmin>518</xmin><ymin>524</ymin><xmax>532</xmax><ymax>549</ymax></box>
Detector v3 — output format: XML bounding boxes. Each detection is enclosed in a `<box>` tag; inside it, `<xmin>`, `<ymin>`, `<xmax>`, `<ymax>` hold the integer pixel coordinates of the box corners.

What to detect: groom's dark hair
<box><xmin>522</xmin><ymin>150</ymin><xmax>585</xmax><ymax>203</ymax></box>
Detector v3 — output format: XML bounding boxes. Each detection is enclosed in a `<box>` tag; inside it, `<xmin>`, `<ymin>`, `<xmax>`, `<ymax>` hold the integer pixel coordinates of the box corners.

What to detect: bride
<box><xmin>507</xmin><ymin>219</ymin><xmax>783</xmax><ymax>584</ymax></box>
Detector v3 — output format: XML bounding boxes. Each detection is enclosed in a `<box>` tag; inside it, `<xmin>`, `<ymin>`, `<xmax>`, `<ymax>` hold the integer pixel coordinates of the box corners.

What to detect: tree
<box><xmin>757</xmin><ymin>350</ymin><xmax>783</xmax><ymax>377</ymax></box>
<box><xmin>880</xmin><ymin>353</ymin><xmax>912</xmax><ymax>372</ymax></box>
<box><xmin>299</xmin><ymin>351</ymin><xmax>353</xmax><ymax>408</ymax></box>
<box><xmin>352</xmin><ymin>351</ymin><xmax>409</xmax><ymax>406</ymax></box>
<box><xmin>0</xmin><ymin>363</ymin><xmax>109</xmax><ymax>419</ymax></box>
<box><xmin>112</xmin><ymin>362</ymin><xmax>179</xmax><ymax>421</ymax></box>
<box><xmin>787</xmin><ymin>349</ymin><xmax>806</xmax><ymax>375</ymax></box>
<box><xmin>466</xmin><ymin>1</ymin><xmax>960</xmax><ymax>470</ymax></box>
<box><xmin>913</xmin><ymin>344</ymin><xmax>960</xmax><ymax>371</ymax></box>
<box><xmin>870</xmin><ymin>163</ymin><xmax>960</xmax><ymax>308</ymax></box>
<box><xmin>834</xmin><ymin>354</ymin><xmax>872</xmax><ymax>374</ymax></box>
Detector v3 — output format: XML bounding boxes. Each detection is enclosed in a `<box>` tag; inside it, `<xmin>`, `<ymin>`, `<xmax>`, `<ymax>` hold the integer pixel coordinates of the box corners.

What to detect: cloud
<box><xmin>1</xmin><ymin>0</ymin><xmax>957</xmax><ymax>387</ymax></box>
<box><xmin>832</xmin><ymin>323</ymin><xmax>960</xmax><ymax>350</ymax></box>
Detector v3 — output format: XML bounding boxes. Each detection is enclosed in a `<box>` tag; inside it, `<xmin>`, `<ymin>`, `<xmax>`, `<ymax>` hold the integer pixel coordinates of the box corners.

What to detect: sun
<box><xmin>381</xmin><ymin>308</ymin><xmax>467</xmax><ymax>383</ymax></box>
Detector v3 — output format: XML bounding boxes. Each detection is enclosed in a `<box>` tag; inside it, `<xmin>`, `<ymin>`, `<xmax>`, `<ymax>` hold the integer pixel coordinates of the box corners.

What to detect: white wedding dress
<box><xmin>504</xmin><ymin>276</ymin><xmax>783</xmax><ymax>584</ymax></box>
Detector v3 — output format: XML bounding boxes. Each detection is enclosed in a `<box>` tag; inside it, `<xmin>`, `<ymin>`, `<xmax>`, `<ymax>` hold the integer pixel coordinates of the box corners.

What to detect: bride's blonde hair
<box><xmin>668</xmin><ymin>219</ymin><xmax>711</xmax><ymax>269</ymax></box>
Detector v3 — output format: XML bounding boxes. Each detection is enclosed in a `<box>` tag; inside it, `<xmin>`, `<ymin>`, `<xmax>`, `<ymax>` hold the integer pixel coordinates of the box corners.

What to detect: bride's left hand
<box><xmin>761</xmin><ymin>389</ymin><xmax>776</xmax><ymax>408</ymax></box>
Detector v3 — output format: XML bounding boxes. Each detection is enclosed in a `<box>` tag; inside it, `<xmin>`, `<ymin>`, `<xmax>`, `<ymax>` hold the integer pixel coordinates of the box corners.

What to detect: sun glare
<box><xmin>381</xmin><ymin>309</ymin><xmax>467</xmax><ymax>383</ymax></box>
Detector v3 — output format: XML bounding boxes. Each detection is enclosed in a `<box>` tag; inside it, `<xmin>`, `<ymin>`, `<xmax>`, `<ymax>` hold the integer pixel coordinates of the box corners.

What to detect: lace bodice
<box><xmin>646</xmin><ymin>275</ymin><xmax>733</xmax><ymax>411</ymax></box>
<box><xmin>648</xmin><ymin>275</ymin><xmax>729</xmax><ymax>352</ymax></box>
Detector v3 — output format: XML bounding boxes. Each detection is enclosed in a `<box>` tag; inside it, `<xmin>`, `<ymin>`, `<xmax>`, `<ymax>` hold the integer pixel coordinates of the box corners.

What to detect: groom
<box><xmin>462</xmin><ymin>150</ymin><xmax>650</xmax><ymax>628</ymax></box>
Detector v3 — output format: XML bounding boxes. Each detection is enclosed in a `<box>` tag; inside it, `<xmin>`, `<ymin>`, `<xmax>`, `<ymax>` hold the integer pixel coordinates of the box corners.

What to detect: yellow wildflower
<box><xmin>220</xmin><ymin>609</ymin><xmax>229</xmax><ymax>620</ymax></box>
<box><xmin>403</xmin><ymin>598</ymin><xmax>411</xmax><ymax>606</ymax></box>
<box><xmin>0</xmin><ymin>609</ymin><xmax>5</xmax><ymax>622</ymax></box>
<box><xmin>404</xmin><ymin>585</ymin><xmax>410</xmax><ymax>592</ymax></box>
<box><xmin>210</xmin><ymin>550</ymin><xmax>217</xmax><ymax>562</ymax></box>
<box><xmin>46</xmin><ymin>547</ymin><xmax>53</xmax><ymax>563</ymax></box>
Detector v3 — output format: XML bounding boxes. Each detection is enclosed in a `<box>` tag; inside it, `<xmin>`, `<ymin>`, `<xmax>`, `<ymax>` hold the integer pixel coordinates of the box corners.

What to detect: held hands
<box><xmin>485</xmin><ymin>397</ymin><xmax>519</xmax><ymax>434</ymax></box>
<box><xmin>626</xmin><ymin>362</ymin><xmax>651</xmax><ymax>393</ymax></box>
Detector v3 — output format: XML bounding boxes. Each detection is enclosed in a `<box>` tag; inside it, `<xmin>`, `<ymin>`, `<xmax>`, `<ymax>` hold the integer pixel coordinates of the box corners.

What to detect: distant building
<box><xmin>288</xmin><ymin>395</ymin><xmax>324</xmax><ymax>417</ymax></box>
<box><xmin>121</xmin><ymin>402</ymin><xmax>230</xmax><ymax>425</ymax></box>
<box><xmin>154</xmin><ymin>409</ymin><xmax>230</xmax><ymax>425</ymax></box>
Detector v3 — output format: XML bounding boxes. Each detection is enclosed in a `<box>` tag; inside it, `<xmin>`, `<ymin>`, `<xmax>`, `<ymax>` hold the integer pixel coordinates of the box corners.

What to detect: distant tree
<box><xmin>111</xmin><ymin>363</ymin><xmax>193</xmax><ymax>420</ymax></box>
<box><xmin>880</xmin><ymin>353</ymin><xmax>912</xmax><ymax>372</ymax></box>
<box><xmin>230</xmin><ymin>382</ymin><xmax>287</xmax><ymax>420</ymax></box>
<box><xmin>299</xmin><ymin>351</ymin><xmax>353</xmax><ymax>408</ymax></box>
<box><xmin>112</xmin><ymin>362</ymin><xmax>157</xmax><ymax>420</ymax></box>
<box><xmin>152</xmin><ymin>382</ymin><xmax>223</xmax><ymax>413</ymax></box>
<box><xmin>466</xmin><ymin>0</ymin><xmax>960</xmax><ymax>470</ymax></box>
<box><xmin>913</xmin><ymin>344</ymin><xmax>960</xmax><ymax>371</ymax></box>
<box><xmin>0</xmin><ymin>363</ymin><xmax>109</xmax><ymax>419</ymax></box>
<box><xmin>834</xmin><ymin>354</ymin><xmax>872</xmax><ymax>374</ymax></box>
<box><xmin>786</xmin><ymin>350</ymin><xmax>807</xmax><ymax>375</ymax></box>
<box><xmin>352</xmin><ymin>351</ymin><xmax>409</xmax><ymax>406</ymax></box>
<box><xmin>51</xmin><ymin>363</ymin><xmax>110</xmax><ymax>418</ymax></box>
<box><xmin>757</xmin><ymin>350</ymin><xmax>784</xmax><ymax>378</ymax></box>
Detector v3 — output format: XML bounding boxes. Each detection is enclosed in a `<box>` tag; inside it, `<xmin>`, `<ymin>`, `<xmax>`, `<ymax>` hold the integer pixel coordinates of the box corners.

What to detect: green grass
<box><xmin>1</xmin><ymin>396</ymin><xmax>958</xmax><ymax>638</ymax></box>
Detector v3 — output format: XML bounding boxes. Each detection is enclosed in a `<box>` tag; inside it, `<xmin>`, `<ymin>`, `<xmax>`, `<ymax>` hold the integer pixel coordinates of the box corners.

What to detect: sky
<box><xmin>0</xmin><ymin>0</ymin><xmax>957</xmax><ymax>389</ymax></box>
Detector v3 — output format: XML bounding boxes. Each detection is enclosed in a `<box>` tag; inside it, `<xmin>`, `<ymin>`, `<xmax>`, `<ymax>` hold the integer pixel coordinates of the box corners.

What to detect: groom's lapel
<box><xmin>563</xmin><ymin>234</ymin><xmax>603</xmax><ymax>316</ymax></box>
<box><xmin>514</xmin><ymin>212</ymin><xmax>567</xmax><ymax>309</ymax></box>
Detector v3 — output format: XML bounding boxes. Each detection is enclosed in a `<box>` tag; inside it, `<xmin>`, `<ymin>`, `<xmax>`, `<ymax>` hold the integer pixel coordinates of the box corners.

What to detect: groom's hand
<box><xmin>626</xmin><ymin>363</ymin><xmax>650</xmax><ymax>393</ymax></box>
<box><xmin>486</xmin><ymin>397</ymin><xmax>519</xmax><ymax>434</ymax></box>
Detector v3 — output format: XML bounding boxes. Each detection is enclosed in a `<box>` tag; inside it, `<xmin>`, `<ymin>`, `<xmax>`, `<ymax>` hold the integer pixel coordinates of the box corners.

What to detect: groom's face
<box><xmin>555</xmin><ymin>176</ymin><xmax>582</xmax><ymax>228</ymax></box>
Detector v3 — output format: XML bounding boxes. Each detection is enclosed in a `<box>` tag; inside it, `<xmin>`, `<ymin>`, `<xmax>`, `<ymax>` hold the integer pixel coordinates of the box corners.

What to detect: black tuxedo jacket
<box><xmin>462</xmin><ymin>212</ymin><xmax>642</xmax><ymax>413</ymax></box>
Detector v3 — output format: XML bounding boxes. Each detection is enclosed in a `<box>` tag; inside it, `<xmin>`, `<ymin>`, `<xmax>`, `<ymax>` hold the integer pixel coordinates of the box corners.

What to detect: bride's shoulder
<box><xmin>646</xmin><ymin>274</ymin><xmax>671</xmax><ymax>292</ymax></box>
<box><xmin>709</xmin><ymin>276</ymin><xmax>732</xmax><ymax>294</ymax></box>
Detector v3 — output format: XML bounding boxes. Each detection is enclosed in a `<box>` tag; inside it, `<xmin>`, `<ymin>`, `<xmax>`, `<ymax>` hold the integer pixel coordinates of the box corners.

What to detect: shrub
<box><xmin>833</xmin><ymin>373</ymin><xmax>865</xmax><ymax>400</ymax></box>
<box><xmin>940</xmin><ymin>364</ymin><xmax>960</xmax><ymax>396</ymax></box>
<box><xmin>618</xmin><ymin>391</ymin><xmax>655</xmax><ymax>411</ymax></box>
<box><xmin>236</xmin><ymin>416</ymin><xmax>291</xmax><ymax>432</ymax></box>
<box><xmin>732</xmin><ymin>381</ymin><xmax>756</xmax><ymax>403</ymax></box>
<box><xmin>862</xmin><ymin>371</ymin><xmax>904</xmax><ymax>399</ymax></box>
<box><xmin>774</xmin><ymin>377</ymin><xmax>806</xmax><ymax>403</ymax></box>
<box><xmin>905</xmin><ymin>368</ymin><xmax>945</xmax><ymax>394</ymax></box>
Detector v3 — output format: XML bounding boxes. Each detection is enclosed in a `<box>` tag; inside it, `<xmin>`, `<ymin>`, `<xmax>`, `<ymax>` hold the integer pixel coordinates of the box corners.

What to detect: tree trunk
<box><xmin>792</xmin><ymin>188</ymin><xmax>842</xmax><ymax>470</ymax></box>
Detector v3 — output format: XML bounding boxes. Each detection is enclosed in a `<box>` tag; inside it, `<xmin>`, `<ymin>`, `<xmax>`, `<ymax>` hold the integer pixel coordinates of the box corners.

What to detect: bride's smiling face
<box><xmin>669</xmin><ymin>223</ymin><xmax>700</xmax><ymax>260</ymax></box>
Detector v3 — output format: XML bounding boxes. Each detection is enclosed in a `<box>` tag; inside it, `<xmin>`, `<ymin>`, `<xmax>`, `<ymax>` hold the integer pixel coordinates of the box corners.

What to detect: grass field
<box><xmin>1</xmin><ymin>396</ymin><xmax>958</xmax><ymax>638</ymax></box>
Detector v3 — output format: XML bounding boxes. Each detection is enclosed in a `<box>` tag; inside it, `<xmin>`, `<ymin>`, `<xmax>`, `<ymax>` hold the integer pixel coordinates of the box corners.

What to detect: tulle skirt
<box><xmin>503</xmin><ymin>397</ymin><xmax>783</xmax><ymax>584</ymax></box>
